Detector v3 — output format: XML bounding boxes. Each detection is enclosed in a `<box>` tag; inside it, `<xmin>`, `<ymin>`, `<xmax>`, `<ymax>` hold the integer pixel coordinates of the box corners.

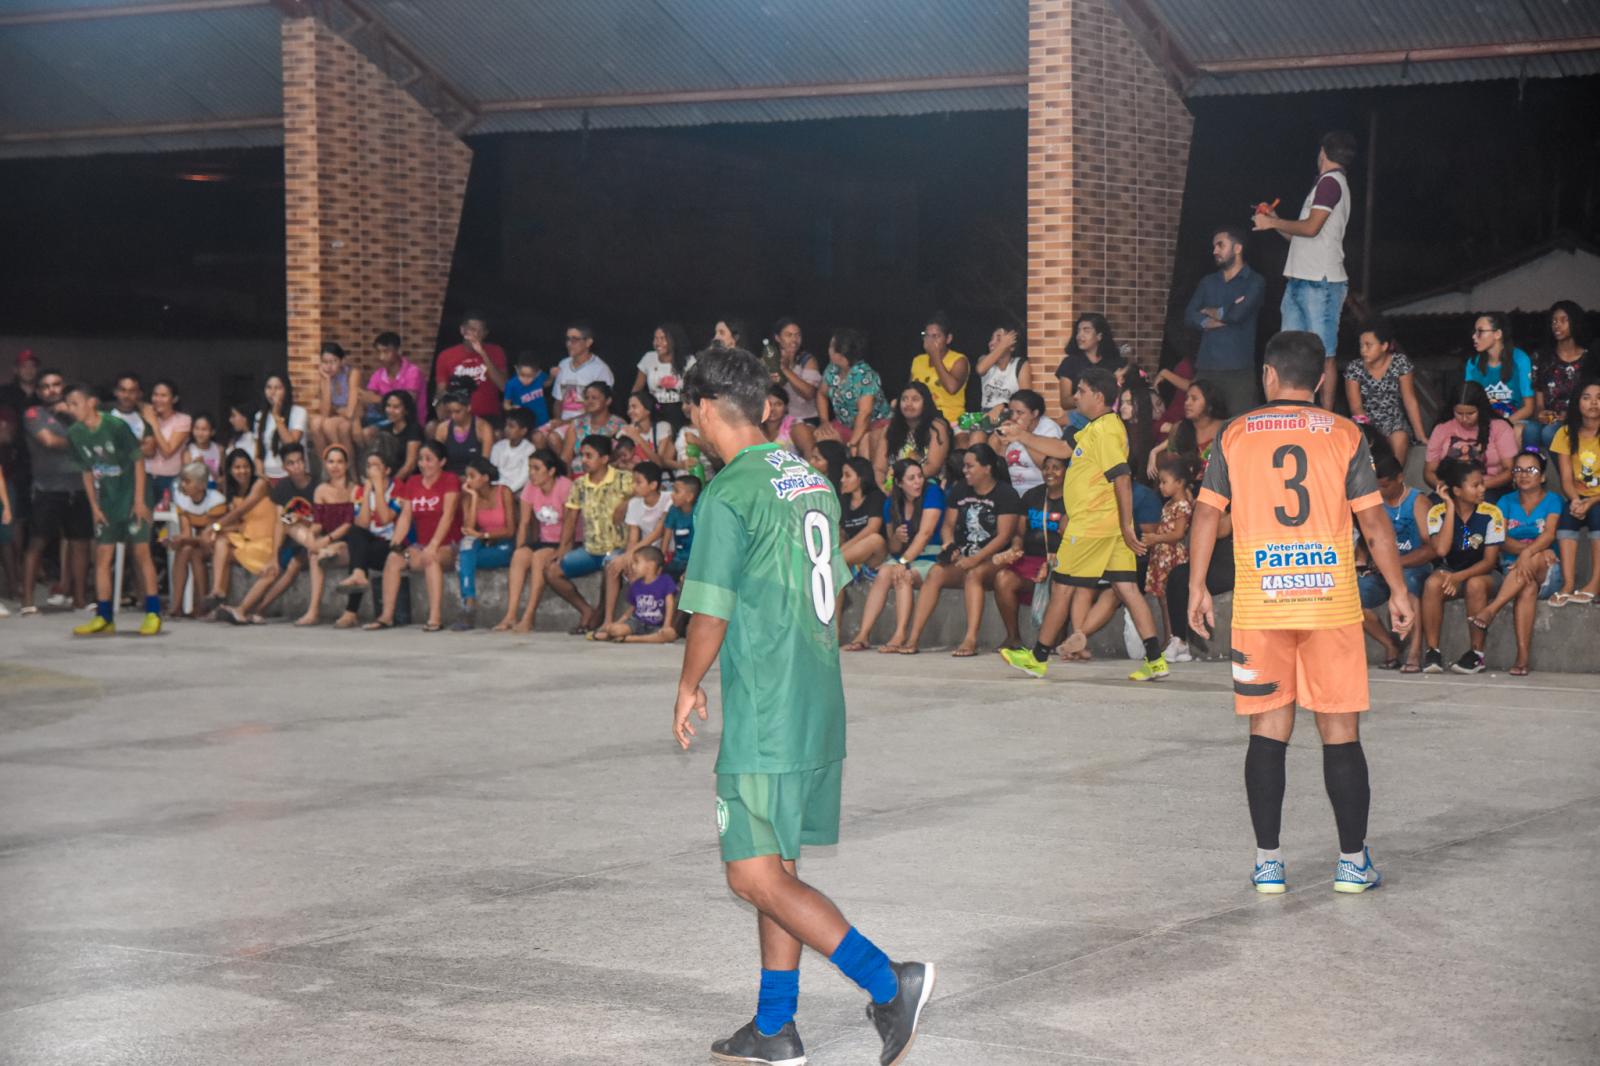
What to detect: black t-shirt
<box><xmin>840</xmin><ymin>488</ymin><xmax>885</xmax><ymax>540</ymax></box>
<box><xmin>1019</xmin><ymin>484</ymin><xmax>1065</xmax><ymax>558</ymax></box>
<box><xmin>270</xmin><ymin>475</ymin><xmax>315</xmax><ymax>519</ymax></box>
<box><xmin>1054</xmin><ymin>349</ymin><xmax>1127</xmax><ymax>385</ymax></box>
<box><xmin>375</xmin><ymin>419</ymin><xmax>424</xmax><ymax>471</ymax></box>
<box><xmin>946</xmin><ymin>480</ymin><xmax>1023</xmax><ymax>554</ymax></box>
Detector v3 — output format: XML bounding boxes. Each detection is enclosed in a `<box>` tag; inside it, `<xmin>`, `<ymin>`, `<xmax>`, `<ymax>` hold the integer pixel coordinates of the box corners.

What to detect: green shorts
<box><xmin>94</xmin><ymin>512</ymin><xmax>150</xmax><ymax>546</ymax></box>
<box><xmin>716</xmin><ymin>761</ymin><xmax>843</xmax><ymax>862</ymax></box>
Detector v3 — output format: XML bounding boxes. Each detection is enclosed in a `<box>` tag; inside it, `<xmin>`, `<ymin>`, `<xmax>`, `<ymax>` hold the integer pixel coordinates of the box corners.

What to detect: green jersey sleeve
<box><xmin>679</xmin><ymin>493</ymin><xmax>748</xmax><ymax>621</ymax></box>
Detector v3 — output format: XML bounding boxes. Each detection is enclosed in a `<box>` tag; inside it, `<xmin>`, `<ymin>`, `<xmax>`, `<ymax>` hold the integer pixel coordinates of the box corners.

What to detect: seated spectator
<box><xmin>610</xmin><ymin>433</ymin><xmax>638</xmax><ymax>475</ymax></box>
<box><xmin>1344</xmin><ymin>319</ymin><xmax>1427</xmax><ymax>466</ymax></box>
<box><xmin>1146</xmin><ymin>380</ymin><xmax>1225</xmax><ymax>480</ymax></box>
<box><xmin>662</xmin><ymin>472</ymin><xmax>699</xmax><ymax>579</ymax></box>
<box><xmin>963</xmin><ymin>324</ymin><xmax>1026</xmax><ymax>446</ymax></box>
<box><xmin>141</xmin><ymin>379</ymin><xmax>191</xmax><ymax>503</ymax></box>
<box><xmin>1550</xmin><ymin>378</ymin><xmax>1600</xmax><ymax>605</ymax></box>
<box><xmin>712</xmin><ymin>317</ymin><xmax>748</xmax><ymax>349</ymax></box>
<box><xmin>309</xmin><ymin>342</ymin><xmax>361</xmax><ymax>457</ymax></box>
<box><xmin>1425</xmin><ymin>381</ymin><xmax>1517</xmax><ymax>493</ymax></box>
<box><xmin>590</xmin><ymin>545</ymin><xmax>679</xmax><ymax>643</ymax></box>
<box><xmin>807</xmin><ymin>327</ymin><xmax>890</xmax><ymax>455</ymax></box>
<box><xmin>1118</xmin><ymin>376</ymin><xmax>1161</xmax><ymax>486</ymax></box>
<box><xmin>496</xmin><ymin>448</ymin><xmax>572</xmax><ymax>632</ymax></box>
<box><xmin>600</xmin><ymin>461</ymin><xmax>671</xmax><ymax>627</ymax></box>
<box><xmin>223</xmin><ymin>402</ymin><xmax>257</xmax><ymax>464</ymax></box>
<box><xmin>225</xmin><ymin>443</ymin><xmax>317</xmax><ymax>624</ymax></box>
<box><xmin>491</xmin><ymin>408</ymin><xmax>536</xmax><ymax>493</ymax></box>
<box><xmin>808</xmin><ymin>438</ymin><xmax>849</xmax><ymax>495</ymax></box>
<box><xmin>843</xmin><ymin>458</ymin><xmax>945</xmax><ymax>651</ymax></box>
<box><xmin>181</xmin><ymin>411</ymin><xmax>222</xmax><ymax>483</ymax></box>
<box><xmin>1054</xmin><ymin>312</ymin><xmax>1126</xmax><ymax>430</ymax></box>
<box><xmin>1419</xmin><ymin>458</ymin><xmax>1505</xmax><ymax>674</ymax></box>
<box><xmin>204</xmin><ymin>447</ymin><xmax>275</xmax><ymax>620</ymax></box>
<box><xmin>1464</xmin><ymin>312</ymin><xmax>1534</xmax><ymax>433</ymax></box>
<box><xmin>1465</xmin><ymin>451</ymin><xmax>1564</xmax><ymax>675</ymax></box>
<box><xmin>545</xmin><ymin>434</ymin><xmax>630</xmax><ymax>634</ymax></box>
<box><xmin>620</xmin><ymin>390</ymin><xmax>676</xmax><ymax>468</ymax></box>
<box><xmin>1529</xmin><ymin>300</ymin><xmax>1593</xmax><ymax>450</ymax></box>
<box><xmin>366</xmin><ymin>440</ymin><xmax>462</xmax><ymax>632</ymax></box>
<box><xmin>870</xmin><ymin>382</ymin><xmax>951</xmax><ymax>489</ymax></box>
<box><xmin>452</xmin><ymin>456</ymin><xmax>516</xmax><ymax>630</ymax></box>
<box><xmin>374</xmin><ymin>389</ymin><xmax>423</xmax><ymax>482</ymax></box>
<box><xmin>502</xmin><ymin>354</ymin><xmax>551</xmax><ymax>441</ymax></box>
<box><xmin>838</xmin><ymin>457</ymin><xmax>887</xmax><ymax>576</ymax></box>
<box><xmin>336</xmin><ymin>450</ymin><xmax>403</xmax><ymax>627</ymax></box>
<box><xmin>251</xmin><ymin>374</ymin><xmax>307</xmax><ymax>481</ymax></box>
<box><xmin>1144</xmin><ymin>455</ymin><xmax>1196</xmax><ymax>659</ymax></box>
<box><xmin>768</xmin><ymin>317</ymin><xmax>825</xmax><ymax>428</ymax></box>
<box><xmin>292</xmin><ymin>444</ymin><xmax>357</xmax><ymax>626</ymax></box>
<box><xmin>1154</xmin><ymin>352</ymin><xmax>1194</xmax><ymax>436</ymax></box>
<box><xmin>360</xmin><ymin>331</ymin><xmax>425</xmax><ymax>443</ymax></box>
<box><xmin>891</xmin><ymin>443</ymin><xmax>1021</xmax><ymax>656</ymax></box>
<box><xmin>989</xmin><ymin>389</ymin><xmax>1062</xmax><ymax>494</ymax></box>
<box><xmin>761</xmin><ymin>385</ymin><xmax>798</xmax><ymax>450</ymax></box>
<box><xmin>632</xmin><ymin>322</ymin><xmax>695</xmax><ymax>429</ymax></box>
<box><xmin>991</xmin><ymin>453</ymin><xmax>1065</xmax><ymax>650</ymax></box>
<box><xmin>1356</xmin><ymin>453</ymin><xmax>1437</xmax><ymax>672</ymax></box>
<box><xmin>168</xmin><ymin>461</ymin><xmax>226</xmax><ymax>618</ymax></box>
<box><xmin>433</xmin><ymin>388</ymin><xmax>494</xmax><ymax>477</ymax></box>
<box><xmin>907</xmin><ymin>311</ymin><xmax>970</xmax><ymax>427</ymax></box>
<box><xmin>550</xmin><ymin>320</ymin><xmax>615</xmax><ymax>426</ymax></box>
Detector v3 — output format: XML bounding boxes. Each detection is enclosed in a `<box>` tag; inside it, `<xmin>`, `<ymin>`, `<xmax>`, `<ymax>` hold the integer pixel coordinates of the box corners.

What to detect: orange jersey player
<box><xmin>1188</xmin><ymin>331</ymin><xmax>1414</xmax><ymax>896</ymax></box>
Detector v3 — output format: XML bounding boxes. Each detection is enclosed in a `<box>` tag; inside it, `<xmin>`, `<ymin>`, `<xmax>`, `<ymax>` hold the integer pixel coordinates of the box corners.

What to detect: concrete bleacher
<box><xmin>245</xmin><ymin>553</ymin><xmax>1600</xmax><ymax>673</ymax></box>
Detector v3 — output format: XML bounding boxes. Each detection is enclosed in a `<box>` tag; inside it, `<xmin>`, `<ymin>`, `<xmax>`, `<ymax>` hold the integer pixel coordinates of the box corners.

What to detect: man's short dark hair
<box><xmin>568</xmin><ymin>319</ymin><xmax>594</xmax><ymax>341</ymax></box>
<box><xmin>633</xmin><ymin>461</ymin><xmax>664</xmax><ymax>485</ymax></box>
<box><xmin>279</xmin><ymin>442</ymin><xmax>307</xmax><ymax>462</ymax></box>
<box><xmin>580</xmin><ymin>434</ymin><xmax>613</xmax><ymax>458</ymax></box>
<box><xmin>636</xmin><ymin>545</ymin><xmax>665</xmax><ymax>567</ymax></box>
<box><xmin>675</xmin><ymin>473</ymin><xmax>703</xmax><ymax>496</ymax></box>
<box><xmin>682</xmin><ymin>346</ymin><xmax>768</xmax><ymax>427</ymax></box>
<box><xmin>115</xmin><ymin>371</ymin><xmax>142</xmax><ymax>389</ymax></box>
<box><xmin>1373</xmin><ymin>453</ymin><xmax>1403</xmax><ymax>481</ymax></box>
<box><xmin>924</xmin><ymin>311</ymin><xmax>952</xmax><ymax>336</ymax></box>
<box><xmin>461</xmin><ymin>309</ymin><xmax>489</xmax><ymax>327</ymax></box>
<box><xmin>1077</xmin><ymin>366</ymin><xmax>1118</xmax><ymax>405</ymax></box>
<box><xmin>1264</xmin><ymin>331</ymin><xmax>1327</xmax><ymax>389</ymax></box>
<box><xmin>37</xmin><ymin>366</ymin><xmax>65</xmax><ymax>383</ymax></box>
<box><xmin>65</xmin><ymin>382</ymin><xmax>95</xmax><ymax>400</ymax></box>
<box><xmin>1213</xmin><ymin>222</ymin><xmax>1249</xmax><ymax>246</ymax></box>
<box><xmin>374</xmin><ymin>331</ymin><xmax>401</xmax><ymax>349</ymax></box>
<box><xmin>1321</xmin><ymin>130</ymin><xmax>1358</xmax><ymax>168</ymax></box>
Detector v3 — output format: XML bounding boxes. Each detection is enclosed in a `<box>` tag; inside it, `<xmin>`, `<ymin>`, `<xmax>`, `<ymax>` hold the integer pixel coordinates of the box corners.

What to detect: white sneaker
<box><xmin>45</xmin><ymin>593</ymin><xmax>71</xmax><ymax>608</ymax></box>
<box><xmin>0</xmin><ymin>602</ymin><xmax>10</xmax><ymax>617</ymax></box>
<box><xmin>1162</xmin><ymin>637</ymin><xmax>1192</xmax><ymax>663</ymax></box>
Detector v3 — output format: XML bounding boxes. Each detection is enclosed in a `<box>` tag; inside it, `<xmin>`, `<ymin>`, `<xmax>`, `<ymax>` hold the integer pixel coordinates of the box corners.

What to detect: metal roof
<box><xmin>0</xmin><ymin>0</ymin><xmax>1596</xmax><ymax>158</ymax></box>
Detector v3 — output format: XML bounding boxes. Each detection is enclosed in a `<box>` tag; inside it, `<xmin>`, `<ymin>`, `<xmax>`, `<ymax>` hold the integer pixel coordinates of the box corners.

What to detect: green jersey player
<box><xmin>675</xmin><ymin>347</ymin><xmax>934</xmax><ymax>1066</ymax></box>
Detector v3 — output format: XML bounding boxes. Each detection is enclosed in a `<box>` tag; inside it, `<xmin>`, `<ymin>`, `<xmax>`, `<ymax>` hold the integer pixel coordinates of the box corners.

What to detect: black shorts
<box><xmin>31</xmin><ymin>489</ymin><xmax>93</xmax><ymax>544</ymax></box>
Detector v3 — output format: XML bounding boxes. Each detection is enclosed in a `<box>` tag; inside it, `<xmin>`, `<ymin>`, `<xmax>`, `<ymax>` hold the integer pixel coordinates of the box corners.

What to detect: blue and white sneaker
<box><xmin>1333</xmin><ymin>846</ymin><xmax>1383</xmax><ymax>893</ymax></box>
<box><xmin>1251</xmin><ymin>856</ymin><xmax>1287</xmax><ymax>894</ymax></box>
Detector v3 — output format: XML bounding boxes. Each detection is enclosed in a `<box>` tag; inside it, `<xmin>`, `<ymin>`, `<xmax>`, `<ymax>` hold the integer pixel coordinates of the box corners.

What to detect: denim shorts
<box><xmin>1357</xmin><ymin>565</ymin><xmax>1429</xmax><ymax>609</ymax></box>
<box><xmin>1280</xmin><ymin>278</ymin><xmax>1348</xmax><ymax>360</ymax></box>
<box><xmin>1557</xmin><ymin>503</ymin><xmax>1600</xmax><ymax>536</ymax></box>
<box><xmin>560</xmin><ymin>547</ymin><xmax>619</xmax><ymax>578</ymax></box>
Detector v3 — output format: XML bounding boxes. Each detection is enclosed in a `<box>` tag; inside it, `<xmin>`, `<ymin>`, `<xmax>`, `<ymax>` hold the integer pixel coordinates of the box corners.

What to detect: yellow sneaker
<box><xmin>139</xmin><ymin>612</ymin><xmax>162</xmax><ymax>637</ymax></box>
<box><xmin>73</xmin><ymin>615</ymin><xmax>115</xmax><ymax>637</ymax></box>
<box><xmin>1128</xmin><ymin>656</ymin><xmax>1170</xmax><ymax>682</ymax></box>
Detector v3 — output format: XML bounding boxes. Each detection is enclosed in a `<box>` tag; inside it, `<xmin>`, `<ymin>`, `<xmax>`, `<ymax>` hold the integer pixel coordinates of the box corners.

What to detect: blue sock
<box><xmin>97</xmin><ymin>600</ymin><xmax>113</xmax><ymax>622</ymax></box>
<box><xmin>829</xmin><ymin>927</ymin><xmax>898</xmax><ymax>1005</ymax></box>
<box><xmin>144</xmin><ymin>595</ymin><xmax>160</xmax><ymax>615</ymax></box>
<box><xmin>754</xmin><ymin>968</ymin><xmax>799</xmax><ymax>1037</ymax></box>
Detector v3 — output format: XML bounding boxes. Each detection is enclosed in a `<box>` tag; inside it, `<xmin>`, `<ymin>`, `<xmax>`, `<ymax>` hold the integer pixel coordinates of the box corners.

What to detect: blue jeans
<box><xmin>458</xmin><ymin>540</ymin><xmax>513</xmax><ymax>600</ymax></box>
<box><xmin>1358</xmin><ymin>564</ymin><xmax>1430</xmax><ymax>609</ymax></box>
<box><xmin>559</xmin><ymin>546</ymin><xmax>620</xmax><ymax>578</ymax></box>
<box><xmin>1280</xmin><ymin>278</ymin><xmax>1348</xmax><ymax>359</ymax></box>
<box><xmin>1522</xmin><ymin>419</ymin><xmax>1561</xmax><ymax>451</ymax></box>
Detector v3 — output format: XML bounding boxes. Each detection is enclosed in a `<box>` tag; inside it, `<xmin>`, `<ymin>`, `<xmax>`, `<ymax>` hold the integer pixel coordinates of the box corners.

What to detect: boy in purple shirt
<box><xmin>590</xmin><ymin>545</ymin><xmax>678</xmax><ymax>643</ymax></box>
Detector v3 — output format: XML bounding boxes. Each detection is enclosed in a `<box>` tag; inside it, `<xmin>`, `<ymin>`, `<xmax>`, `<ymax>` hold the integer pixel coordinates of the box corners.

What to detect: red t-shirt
<box><xmin>402</xmin><ymin>471</ymin><xmax>462</xmax><ymax>546</ymax></box>
<box><xmin>434</xmin><ymin>343</ymin><xmax>507</xmax><ymax>418</ymax></box>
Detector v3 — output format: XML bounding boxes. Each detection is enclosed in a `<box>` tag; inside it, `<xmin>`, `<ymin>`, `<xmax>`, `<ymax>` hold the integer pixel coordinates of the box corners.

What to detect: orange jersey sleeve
<box><xmin>1199</xmin><ymin>403</ymin><xmax>1381</xmax><ymax>630</ymax></box>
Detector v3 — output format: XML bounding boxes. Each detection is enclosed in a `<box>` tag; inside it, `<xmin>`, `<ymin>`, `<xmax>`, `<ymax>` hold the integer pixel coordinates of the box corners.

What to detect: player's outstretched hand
<box><xmin>1189</xmin><ymin>587</ymin><xmax>1214</xmax><ymax>640</ymax></box>
<box><xmin>1388</xmin><ymin>588</ymin><xmax>1416</xmax><ymax>639</ymax></box>
<box><xmin>674</xmin><ymin>684</ymin><xmax>708</xmax><ymax>750</ymax></box>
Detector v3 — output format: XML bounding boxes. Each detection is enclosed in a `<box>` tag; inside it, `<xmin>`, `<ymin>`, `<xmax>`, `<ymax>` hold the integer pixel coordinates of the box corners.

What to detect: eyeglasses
<box><xmin>1512</xmin><ymin>466</ymin><xmax>1541</xmax><ymax>475</ymax></box>
<box><xmin>564</xmin><ymin>335</ymin><xmax>584</xmax><ymax>343</ymax></box>
<box><xmin>1472</xmin><ymin>328</ymin><xmax>1496</xmax><ymax>336</ymax></box>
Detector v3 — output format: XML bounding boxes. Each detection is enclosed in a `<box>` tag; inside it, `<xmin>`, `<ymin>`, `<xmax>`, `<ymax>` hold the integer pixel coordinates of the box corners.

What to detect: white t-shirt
<box><xmin>980</xmin><ymin>358</ymin><xmax>1023</xmax><ymax>411</ymax></box>
<box><xmin>1003</xmin><ymin>417</ymin><xmax>1063</xmax><ymax>494</ymax></box>
<box><xmin>490</xmin><ymin>437</ymin><xmax>533</xmax><ymax>493</ymax></box>
<box><xmin>173</xmin><ymin>486</ymin><xmax>226</xmax><ymax>518</ymax></box>
<box><xmin>636</xmin><ymin>351</ymin><xmax>696</xmax><ymax>406</ymax></box>
<box><xmin>552</xmin><ymin>355</ymin><xmax>615</xmax><ymax>420</ymax></box>
<box><xmin>257</xmin><ymin>406</ymin><xmax>308</xmax><ymax>480</ymax></box>
<box><xmin>782</xmin><ymin>355</ymin><xmax>824</xmax><ymax>421</ymax></box>
<box><xmin>625</xmin><ymin>493</ymin><xmax>673</xmax><ymax>539</ymax></box>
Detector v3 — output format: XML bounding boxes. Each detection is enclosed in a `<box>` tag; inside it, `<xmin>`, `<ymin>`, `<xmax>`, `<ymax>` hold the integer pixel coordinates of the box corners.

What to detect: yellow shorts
<box><xmin>1231</xmin><ymin>624</ymin><xmax>1370</xmax><ymax>716</ymax></box>
<box><xmin>1054</xmin><ymin>533</ymin><xmax>1138</xmax><ymax>588</ymax></box>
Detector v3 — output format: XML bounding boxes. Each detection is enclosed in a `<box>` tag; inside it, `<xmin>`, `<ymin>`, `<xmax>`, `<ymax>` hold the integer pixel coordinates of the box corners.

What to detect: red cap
<box><xmin>16</xmin><ymin>349</ymin><xmax>37</xmax><ymax>366</ymax></box>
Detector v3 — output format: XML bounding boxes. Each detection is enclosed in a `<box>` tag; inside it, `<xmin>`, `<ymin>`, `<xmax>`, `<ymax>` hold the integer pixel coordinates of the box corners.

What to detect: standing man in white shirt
<box><xmin>1254</xmin><ymin>130</ymin><xmax>1357</xmax><ymax>410</ymax></box>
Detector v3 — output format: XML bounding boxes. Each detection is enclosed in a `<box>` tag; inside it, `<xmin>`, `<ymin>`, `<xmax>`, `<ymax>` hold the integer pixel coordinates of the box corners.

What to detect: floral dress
<box><xmin>1342</xmin><ymin>351</ymin><xmax>1413</xmax><ymax>435</ymax></box>
<box><xmin>1144</xmin><ymin>496</ymin><xmax>1192</xmax><ymax>597</ymax></box>
<box><xmin>823</xmin><ymin>361</ymin><xmax>891</xmax><ymax>425</ymax></box>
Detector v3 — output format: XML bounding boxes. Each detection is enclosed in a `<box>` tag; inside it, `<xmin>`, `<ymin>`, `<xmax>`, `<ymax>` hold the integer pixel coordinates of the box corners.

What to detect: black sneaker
<box><xmin>866</xmin><ymin>960</ymin><xmax>937</xmax><ymax>1066</ymax></box>
<box><xmin>1450</xmin><ymin>650</ymin><xmax>1486</xmax><ymax>675</ymax></box>
<box><xmin>710</xmin><ymin>1019</ymin><xmax>806</xmax><ymax>1065</ymax></box>
<box><xmin>1422</xmin><ymin>648</ymin><xmax>1444</xmax><ymax>674</ymax></box>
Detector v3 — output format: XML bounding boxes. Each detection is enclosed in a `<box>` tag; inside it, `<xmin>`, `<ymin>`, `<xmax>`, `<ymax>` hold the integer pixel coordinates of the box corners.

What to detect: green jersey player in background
<box><xmin>675</xmin><ymin>347</ymin><xmax>935</xmax><ymax>1066</ymax></box>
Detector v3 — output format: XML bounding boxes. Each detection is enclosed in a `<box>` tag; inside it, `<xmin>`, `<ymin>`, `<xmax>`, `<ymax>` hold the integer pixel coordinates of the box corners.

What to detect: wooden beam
<box><xmin>0</xmin><ymin>0</ymin><xmax>267</xmax><ymax>26</ymax></box>
<box><xmin>0</xmin><ymin>115</ymin><xmax>281</xmax><ymax>144</ymax></box>
<box><xmin>1195</xmin><ymin>36</ymin><xmax>1600</xmax><ymax>75</ymax></box>
<box><xmin>477</xmin><ymin>73</ymin><xmax>1028</xmax><ymax>115</ymax></box>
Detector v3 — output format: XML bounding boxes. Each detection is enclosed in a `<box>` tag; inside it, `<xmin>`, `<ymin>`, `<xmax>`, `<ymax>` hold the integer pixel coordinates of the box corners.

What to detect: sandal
<box><xmin>951</xmin><ymin>645</ymin><xmax>977</xmax><ymax>658</ymax></box>
<box><xmin>363</xmin><ymin>619</ymin><xmax>393</xmax><ymax>631</ymax></box>
<box><xmin>1572</xmin><ymin>590</ymin><xmax>1597</xmax><ymax>604</ymax></box>
<box><xmin>876</xmin><ymin>642</ymin><xmax>904</xmax><ymax>654</ymax></box>
<box><xmin>491</xmin><ymin>620</ymin><xmax>514</xmax><ymax>633</ymax></box>
<box><xmin>1378</xmin><ymin>657</ymin><xmax>1402</xmax><ymax>670</ymax></box>
<box><xmin>220</xmin><ymin>606</ymin><xmax>249</xmax><ymax>626</ymax></box>
<box><xmin>1400</xmin><ymin>660</ymin><xmax>1422</xmax><ymax>674</ymax></box>
<box><xmin>1467</xmin><ymin>614</ymin><xmax>1490</xmax><ymax>632</ymax></box>
<box><xmin>841</xmin><ymin>640</ymin><xmax>871</xmax><ymax>652</ymax></box>
<box><xmin>421</xmin><ymin>622</ymin><xmax>442</xmax><ymax>633</ymax></box>
<box><xmin>1549</xmin><ymin>592</ymin><xmax>1571</xmax><ymax>607</ymax></box>
<box><xmin>294</xmin><ymin>615</ymin><xmax>319</xmax><ymax>627</ymax></box>
<box><xmin>897</xmin><ymin>645</ymin><xmax>920</xmax><ymax>655</ymax></box>
<box><xmin>1509</xmin><ymin>664</ymin><xmax>1530</xmax><ymax>677</ymax></box>
<box><xmin>334</xmin><ymin>612</ymin><xmax>359</xmax><ymax>629</ymax></box>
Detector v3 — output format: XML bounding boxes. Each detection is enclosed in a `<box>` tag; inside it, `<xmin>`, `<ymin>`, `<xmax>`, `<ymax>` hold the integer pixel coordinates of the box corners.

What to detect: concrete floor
<box><xmin>1</xmin><ymin>617</ymin><xmax>1597</xmax><ymax>1066</ymax></box>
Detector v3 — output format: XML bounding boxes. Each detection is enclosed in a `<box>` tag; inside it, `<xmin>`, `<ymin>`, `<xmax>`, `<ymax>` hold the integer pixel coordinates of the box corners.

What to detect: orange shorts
<box><xmin>1230</xmin><ymin>623</ymin><xmax>1369</xmax><ymax>716</ymax></box>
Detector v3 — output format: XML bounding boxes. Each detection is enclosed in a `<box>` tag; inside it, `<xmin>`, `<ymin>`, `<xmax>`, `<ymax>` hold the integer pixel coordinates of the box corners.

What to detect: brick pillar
<box><xmin>281</xmin><ymin>17</ymin><xmax>472</xmax><ymax>404</ymax></box>
<box><xmin>1027</xmin><ymin>0</ymin><xmax>1192</xmax><ymax>414</ymax></box>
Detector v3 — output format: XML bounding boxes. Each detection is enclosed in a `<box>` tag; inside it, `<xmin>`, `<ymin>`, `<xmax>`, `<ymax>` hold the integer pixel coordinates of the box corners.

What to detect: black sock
<box><xmin>1323</xmin><ymin>742</ymin><xmax>1370</xmax><ymax>855</ymax></box>
<box><xmin>1244</xmin><ymin>735</ymin><xmax>1288</xmax><ymax>850</ymax></box>
<box><xmin>1143</xmin><ymin>635</ymin><xmax>1161</xmax><ymax>661</ymax></box>
<box><xmin>346</xmin><ymin>590</ymin><xmax>364</xmax><ymax>613</ymax></box>
<box><xmin>1031</xmin><ymin>642</ymin><xmax>1051</xmax><ymax>662</ymax></box>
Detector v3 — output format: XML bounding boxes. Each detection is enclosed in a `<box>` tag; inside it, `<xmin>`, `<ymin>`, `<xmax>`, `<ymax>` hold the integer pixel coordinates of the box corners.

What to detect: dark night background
<box><xmin>1</xmin><ymin>75</ymin><xmax>1596</xmax><ymax>396</ymax></box>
